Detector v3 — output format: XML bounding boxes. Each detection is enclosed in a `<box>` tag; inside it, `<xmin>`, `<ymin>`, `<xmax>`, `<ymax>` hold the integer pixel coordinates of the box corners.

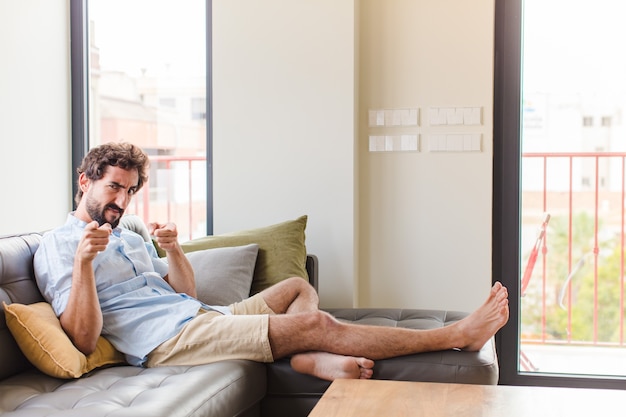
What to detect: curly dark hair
<box><xmin>75</xmin><ymin>142</ymin><xmax>150</xmax><ymax>206</ymax></box>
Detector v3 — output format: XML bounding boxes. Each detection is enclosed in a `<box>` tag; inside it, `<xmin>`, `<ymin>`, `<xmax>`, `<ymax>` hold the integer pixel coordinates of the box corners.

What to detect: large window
<box><xmin>495</xmin><ymin>0</ymin><xmax>626</xmax><ymax>388</ymax></box>
<box><xmin>70</xmin><ymin>0</ymin><xmax>212</xmax><ymax>238</ymax></box>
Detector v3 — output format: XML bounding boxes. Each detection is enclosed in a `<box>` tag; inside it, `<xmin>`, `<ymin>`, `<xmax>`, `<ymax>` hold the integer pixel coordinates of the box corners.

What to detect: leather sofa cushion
<box><xmin>262</xmin><ymin>308</ymin><xmax>499</xmax><ymax>417</ymax></box>
<box><xmin>0</xmin><ymin>360</ymin><xmax>266</xmax><ymax>417</ymax></box>
<box><xmin>0</xmin><ymin>233</ymin><xmax>45</xmax><ymax>380</ymax></box>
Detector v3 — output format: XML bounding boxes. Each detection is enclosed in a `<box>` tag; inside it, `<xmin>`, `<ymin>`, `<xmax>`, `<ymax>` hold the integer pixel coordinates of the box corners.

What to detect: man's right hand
<box><xmin>62</xmin><ymin>220</ymin><xmax>109</xmax><ymax>355</ymax></box>
<box><xmin>77</xmin><ymin>221</ymin><xmax>112</xmax><ymax>262</ymax></box>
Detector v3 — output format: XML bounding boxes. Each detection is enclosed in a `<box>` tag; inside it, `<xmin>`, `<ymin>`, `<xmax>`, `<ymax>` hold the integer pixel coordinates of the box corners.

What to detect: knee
<box><xmin>286</xmin><ymin>276</ymin><xmax>317</xmax><ymax>296</ymax></box>
<box><xmin>307</xmin><ymin>309</ymin><xmax>339</xmax><ymax>331</ymax></box>
<box><xmin>284</xmin><ymin>276</ymin><xmax>311</xmax><ymax>290</ymax></box>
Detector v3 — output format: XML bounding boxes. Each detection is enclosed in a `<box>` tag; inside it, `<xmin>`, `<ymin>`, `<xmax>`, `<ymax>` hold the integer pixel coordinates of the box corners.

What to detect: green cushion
<box><xmin>181</xmin><ymin>215</ymin><xmax>308</xmax><ymax>294</ymax></box>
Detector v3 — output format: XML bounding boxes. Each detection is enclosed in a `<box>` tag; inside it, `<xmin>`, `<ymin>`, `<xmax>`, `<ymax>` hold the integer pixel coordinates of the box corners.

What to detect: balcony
<box><xmin>520</xmin><ymin>151</ymin><xmax>626</xmax><ymax>376</ymax></box>
<box><xmin>126</xmin><ymin>155</ymin><xmax>207</xmax><ymax>242</ymax></box>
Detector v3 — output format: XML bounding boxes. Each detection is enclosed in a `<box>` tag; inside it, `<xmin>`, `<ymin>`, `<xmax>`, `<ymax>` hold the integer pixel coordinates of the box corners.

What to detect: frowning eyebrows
<box><xmin>107</xmin><ymin>181</ymin><xmax>139</xmax><ymax>194</ymax></box>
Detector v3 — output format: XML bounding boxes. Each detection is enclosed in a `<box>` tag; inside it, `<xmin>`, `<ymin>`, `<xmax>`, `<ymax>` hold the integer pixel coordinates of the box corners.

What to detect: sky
<box><xmin>89</xmin><ymin>0</ymin><xmax>206</xmax><ymax>78</ymax></box>
<box><xmin>523</xmin><ymin>0</ymin><xmax>626</xmax><ymax>94</ymax></box>
<box><xmin>89</xmin><ymin>0</ymin><xmax>626</xmax><ymax>90</ymax></box>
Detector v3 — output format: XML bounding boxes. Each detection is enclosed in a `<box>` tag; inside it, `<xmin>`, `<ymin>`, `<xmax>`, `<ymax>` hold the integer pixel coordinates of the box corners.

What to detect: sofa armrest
<box><xmin>306</xmin><ymin>254</ymin><xmax>318</xmax><ymax>291</ymax></box>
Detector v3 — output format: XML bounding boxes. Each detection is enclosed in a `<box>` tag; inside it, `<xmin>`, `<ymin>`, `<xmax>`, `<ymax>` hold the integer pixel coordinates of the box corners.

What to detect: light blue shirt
<box><xmin>34</xmin><ymin>213</ymin><xmax>225</xmax><ymax>366</ymax></box>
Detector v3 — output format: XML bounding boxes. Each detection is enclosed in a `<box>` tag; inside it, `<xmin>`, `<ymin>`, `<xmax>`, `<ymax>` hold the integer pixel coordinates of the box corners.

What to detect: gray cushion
<box><xmin>0</xmin><ymin>361</ymin><xmax>266</xmax><ymax>417</ymax></box>
<box><xmin>262</xmin><ymin>308</ymin><xmax>499</xmax><ymax>417</ymax></box>
<box><xmin>186</xmin><ymin>244</ymin><xmax>259</xmax><ymax>306</ymax></box>
<box><xmin>0</xmin><ymin>233</ymin><xmax>45</xmax><ymax>380</ymax></box>
<box><xmin>119</xmin><ymin>214</ymin><xmax>152</xmax><ymax>242</ymax></box>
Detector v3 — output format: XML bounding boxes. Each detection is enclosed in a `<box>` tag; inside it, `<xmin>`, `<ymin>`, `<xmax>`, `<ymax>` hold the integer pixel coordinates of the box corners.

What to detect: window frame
<box><xmin>494</xmin><ymin>0</ymin><xmax>626</xmax><ymax>389</ymax></box>
<box><xmin>69</xmin><ymin>0</ymin><xmax>214</xmax><ymax>234</ymax></box>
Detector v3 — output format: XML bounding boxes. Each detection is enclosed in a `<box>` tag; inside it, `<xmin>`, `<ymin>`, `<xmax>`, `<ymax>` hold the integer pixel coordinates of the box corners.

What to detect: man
<box><xmin>35</xmin><ymin>142</ymin><xmax>509</xmax><ymax>381</ymax></box>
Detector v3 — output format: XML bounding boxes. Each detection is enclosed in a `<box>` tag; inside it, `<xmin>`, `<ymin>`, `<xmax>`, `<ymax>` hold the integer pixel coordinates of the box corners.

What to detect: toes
<box><xmin>356</xmin><ymin>357</ymin><xmax>375</xmax><ymax>369</ymax></box>
<box><xmin>360</xmin><ymin>368</ymin><xmax>374</xmax><ymax>379</ymax></box>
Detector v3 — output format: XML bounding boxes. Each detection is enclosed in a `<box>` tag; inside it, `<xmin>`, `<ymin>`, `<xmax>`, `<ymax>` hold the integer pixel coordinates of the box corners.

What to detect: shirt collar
<box><xmin>67</xmin><ymin>211</ymin><xmax>122</xmax><ymax>237</ymax></box>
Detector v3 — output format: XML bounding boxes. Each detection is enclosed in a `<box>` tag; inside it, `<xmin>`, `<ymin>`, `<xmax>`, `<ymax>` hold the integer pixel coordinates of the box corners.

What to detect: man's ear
<box><xmin>78</xmin><ymin>172</ymin><xmax>91</xmax><ymax>193</ymax></box>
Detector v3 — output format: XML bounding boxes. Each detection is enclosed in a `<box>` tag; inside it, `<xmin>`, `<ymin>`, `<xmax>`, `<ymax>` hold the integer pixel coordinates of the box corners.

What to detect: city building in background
<box><xmin>87</xmin><ymin>0</ymin><xmax>208</xmax><ymax>240</ymax></box>
<box><xmin>519</xmin><ymin>0</ymin><xmax>626</xmax><ymax>376</ymax></box>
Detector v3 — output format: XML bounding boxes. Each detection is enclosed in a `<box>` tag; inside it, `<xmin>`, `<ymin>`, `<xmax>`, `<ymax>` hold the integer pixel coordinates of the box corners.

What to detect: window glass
<box><xmin>88</xmin><ymin>0</ymin><xmax>207</xmax><ymax>240</ymax></box>
<box><xmin>520</xmin><ymin>0</ymin><xmax>626</xmax><ymax>377</ymax></box>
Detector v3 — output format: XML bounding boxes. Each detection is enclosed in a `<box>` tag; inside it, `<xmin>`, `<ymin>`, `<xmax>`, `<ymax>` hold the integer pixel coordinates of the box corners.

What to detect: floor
<box><xmin>521</xmin><ymin>343</ymin><xmax>626</xmax><ymax>377</ymax></box>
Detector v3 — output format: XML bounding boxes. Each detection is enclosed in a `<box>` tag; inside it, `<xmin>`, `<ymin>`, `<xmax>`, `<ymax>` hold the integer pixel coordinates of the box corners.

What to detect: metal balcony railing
<box><xmin>127</xmin><ymin>155</ymin><xmax>207</xmax><ymax>242</ymax></box>
<box><xmin>521</xmin><ymin>152</ymin><xmax>626</xmax><ymax>352</ymax></box>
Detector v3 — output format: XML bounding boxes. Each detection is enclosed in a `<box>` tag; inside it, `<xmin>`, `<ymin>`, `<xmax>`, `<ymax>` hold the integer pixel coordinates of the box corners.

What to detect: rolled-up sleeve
<box><xmin>34</xmin><ymin>233</ymin><xmax>76</xmax><ymax>317</ymax></box>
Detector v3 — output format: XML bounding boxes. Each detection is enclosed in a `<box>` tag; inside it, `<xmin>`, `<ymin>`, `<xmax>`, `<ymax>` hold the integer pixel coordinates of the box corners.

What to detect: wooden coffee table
<box><xmin>308</xmin><ymin>379</ymin><xmax>626</xmax><ymax>417</ymax></box>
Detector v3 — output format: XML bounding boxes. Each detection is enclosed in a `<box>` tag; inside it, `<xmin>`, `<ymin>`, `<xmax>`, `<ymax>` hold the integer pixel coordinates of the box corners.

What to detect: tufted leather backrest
<box><xmin>0</xmin><ymin>233</ymin><xmax>45</xmax><ymax>379</ymax></box>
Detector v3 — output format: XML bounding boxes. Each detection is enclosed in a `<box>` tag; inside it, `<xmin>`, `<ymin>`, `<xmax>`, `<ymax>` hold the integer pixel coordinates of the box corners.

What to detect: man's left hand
<box><xmin>148</xmin><ymin>222</ymin><xmax>179</xmax><ymax>252</ymax></box>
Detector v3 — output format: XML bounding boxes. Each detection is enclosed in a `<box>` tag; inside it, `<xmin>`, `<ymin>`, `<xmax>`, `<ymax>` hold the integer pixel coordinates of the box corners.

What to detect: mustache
<box><xmin>106</xmin><ymin>203</ymin><xmax>124</xmax><ymax>214</ymax></box>
<box><xmin>95</xmin><ymin>204</ymin><xmax>124</xmax><ymax>227</ymax></box>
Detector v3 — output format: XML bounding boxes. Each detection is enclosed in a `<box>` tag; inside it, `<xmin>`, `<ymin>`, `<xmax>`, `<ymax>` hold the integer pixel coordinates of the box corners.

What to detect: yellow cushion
<box><xmin>181</xmin><ymin>215</ymin><xmax>308</xmax><ymax>294</ymax></box>
<box><xmin>3</xmin><ymin>302</ymin><xmax>126</xmax><ymax>379</ymax></box>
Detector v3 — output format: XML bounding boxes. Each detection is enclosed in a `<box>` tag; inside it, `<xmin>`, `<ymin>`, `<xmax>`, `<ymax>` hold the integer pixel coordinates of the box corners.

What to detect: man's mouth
<box><xmin>106</xmin><ymin>205</ymin><xmax>124</xmax><ymax>217</ymax></box>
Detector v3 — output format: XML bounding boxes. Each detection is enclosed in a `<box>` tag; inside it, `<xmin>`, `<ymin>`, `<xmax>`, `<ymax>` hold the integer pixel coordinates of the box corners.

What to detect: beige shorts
<box><xmin>145</xmin><ymin>293</ymin><xmax>276</xmax><ymax>367</ymax></box>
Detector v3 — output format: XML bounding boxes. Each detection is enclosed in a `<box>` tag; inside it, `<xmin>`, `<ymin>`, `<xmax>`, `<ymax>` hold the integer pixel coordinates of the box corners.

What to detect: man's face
<box><xmin>82</xmin><ymin>166</ymin><xmax>139</xmax><ymax>229</ymax></box>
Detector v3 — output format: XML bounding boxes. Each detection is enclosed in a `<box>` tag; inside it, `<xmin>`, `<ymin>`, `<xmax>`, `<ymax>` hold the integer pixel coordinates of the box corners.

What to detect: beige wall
<box><xmin>0</xmin><ymin>0</ymin><xmax>72</xmax><ymax>234</ymax></box>
<box><xmin>214</xmin><ymin>0</ymin><xmax>495</xmax><ymax>311</ymax></box>
<box><xmin>358</xmin><ymin>0</ymin><xmax>495</xmax><ymax>311</ymax></box>
<box><xmin>1</xmin><ymin>0</ymin><xmax>494</xmax><ymax>312</ymax></box>
<box><xmin>212</xmin><ymin>0</ymin><xmax>359</xmax><ymax>307</ymax></box>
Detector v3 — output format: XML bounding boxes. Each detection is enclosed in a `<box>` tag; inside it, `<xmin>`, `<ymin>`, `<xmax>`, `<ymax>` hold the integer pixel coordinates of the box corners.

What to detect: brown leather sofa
<box><xmin>0</xmin><ymin>229</ymin><xmax>498</xmax><ymax>417</ymax></box>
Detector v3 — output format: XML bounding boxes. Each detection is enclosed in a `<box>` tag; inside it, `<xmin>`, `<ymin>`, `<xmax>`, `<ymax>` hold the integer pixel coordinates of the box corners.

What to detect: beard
<box><xmin>85</xmin><ymin>195</ymin><xmax>124</xmax><ymax>229</ymax></box>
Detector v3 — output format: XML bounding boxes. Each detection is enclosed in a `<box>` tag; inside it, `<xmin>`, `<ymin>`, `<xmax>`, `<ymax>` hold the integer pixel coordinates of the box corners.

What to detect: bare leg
<box><xmin>267</xmin><ymin>281</ymin><xmax>509</xmax><ymax>360</ymax></box>
<box><xmin>260</xmin><ymin>277</ymin><xmax>320</xmax><ymax>314</ymax></box>
<box><xmin>259</xmin><ymin>277</ymin><xmax>377</xmax><ymax>380</ymax></box>
<box><xmin>290</xmin><ymin>352</ymin><xmax>374</xmax><ymax>381</ymax></box>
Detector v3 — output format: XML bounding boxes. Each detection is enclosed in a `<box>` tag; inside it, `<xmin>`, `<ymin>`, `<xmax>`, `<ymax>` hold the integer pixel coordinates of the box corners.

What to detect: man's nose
<box><xmin>115</xmin><ymin>192</ymin><xmax>130</xmax><ymax>210</ymax></box>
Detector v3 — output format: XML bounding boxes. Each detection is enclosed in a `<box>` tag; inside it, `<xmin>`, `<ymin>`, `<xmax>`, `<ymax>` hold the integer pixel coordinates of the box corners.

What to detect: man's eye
<box><xmin>128</xmin><ymin>188</ymin><xmax>137</xmax><ymax>195</ymax></box>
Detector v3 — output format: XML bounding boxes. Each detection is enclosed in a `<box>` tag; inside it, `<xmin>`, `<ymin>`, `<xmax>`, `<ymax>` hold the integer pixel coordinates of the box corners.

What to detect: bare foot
<box><xmin>290</xmin><ymin>352</ymin><xmax>375</xmax><ymax>381</ymax></box>
<box><xmin>456</xmin><ymin>281</ymin><xmax>509</xmax><ymax>351</ymax></box>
